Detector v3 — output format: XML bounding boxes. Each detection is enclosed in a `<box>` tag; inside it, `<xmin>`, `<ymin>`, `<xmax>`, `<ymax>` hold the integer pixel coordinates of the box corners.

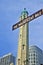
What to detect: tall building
<box><xmin>0</xmin><ymin>53</ymin><xmax>15</xmax><ymax>65</ymax></box>
<box><xmin>16</xmin><ymin>8</ymin><xmax>29</xmax><ymax>65</ymax></box>
<box><xmin>29</xmin><ymin>45</ymin><xmax>43</xmax><ymax>65</ymax></box>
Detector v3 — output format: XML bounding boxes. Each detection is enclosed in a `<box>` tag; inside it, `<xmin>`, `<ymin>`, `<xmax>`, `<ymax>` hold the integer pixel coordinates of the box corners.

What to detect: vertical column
<box><xmin>16</xmin><ymin>8</ymin><xmax>29</xmax><ymax>65</ymax></box>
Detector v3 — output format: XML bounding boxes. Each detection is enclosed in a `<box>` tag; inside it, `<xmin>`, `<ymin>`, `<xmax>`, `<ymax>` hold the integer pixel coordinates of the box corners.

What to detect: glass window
<box><xmin>34</xmin><ymin>61</ymin><xmax>35</xmax><ymax>63</ymax></box>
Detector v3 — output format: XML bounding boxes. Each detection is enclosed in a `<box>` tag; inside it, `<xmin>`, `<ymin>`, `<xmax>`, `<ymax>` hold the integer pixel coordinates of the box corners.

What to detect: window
<box><xmin>29</xmin><ymin>58</ymin><xmax>30</xmax><ymax>60</ymax></box>
<box><xmin>18</xmin><ymin>59</ymin><xmax>20</xmax><ymax>65</ymax></box>
<box><xmin>22</xmin><ymin>44</ymin><xmax>25</xmax><ymax>50</ymax></box>
<box><xmin>34</xmin><ymin>61</ymin><xmax>35</xmax><ymax>63</ymax></box>
<box><xmin>33</xmin><ymin>54</ymin><xmax>35</xmax><ymax>56</ymax></box>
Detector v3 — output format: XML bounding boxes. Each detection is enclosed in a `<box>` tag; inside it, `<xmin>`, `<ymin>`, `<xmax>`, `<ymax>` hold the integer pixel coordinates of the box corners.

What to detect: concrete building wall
<box><xmin>0</xmin><ymin>53</ymin><xmax>15</xmax><ymax>65</ymax></box>
<box><xmin>29</xmin><ymin>46</ymin><xmax>43</xmax><ymax>65</ymax></box>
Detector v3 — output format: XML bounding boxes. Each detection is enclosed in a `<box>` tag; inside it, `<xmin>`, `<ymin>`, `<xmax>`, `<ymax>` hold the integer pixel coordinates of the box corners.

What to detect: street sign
<box><xmin>12</xmin><ymin>9</ymin><xmax>43</xmax><ymax>30</ymax></box>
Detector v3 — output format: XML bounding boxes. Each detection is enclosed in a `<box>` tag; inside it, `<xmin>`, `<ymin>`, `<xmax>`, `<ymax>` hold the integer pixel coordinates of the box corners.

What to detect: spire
<box><xmin>21</xmin><ymin>8</ymin><xmax>28</xmax><ymax>16</ymax></box>
<box><xmin>19</xmin><ymin>8</ymin><xmax>28</xmax><ymax>20</ymax></box>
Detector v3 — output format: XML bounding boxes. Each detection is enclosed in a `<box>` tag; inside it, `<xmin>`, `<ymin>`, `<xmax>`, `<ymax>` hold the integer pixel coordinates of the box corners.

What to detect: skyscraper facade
<box><xmin>29</xmin><ymin>46</ymin><xmax>43</xmax><ymax>65</ymax></box>
<box><xmin>0</xmin><ymin>53</ymin><xmax>15</xmax><ymax>65</ymax></box>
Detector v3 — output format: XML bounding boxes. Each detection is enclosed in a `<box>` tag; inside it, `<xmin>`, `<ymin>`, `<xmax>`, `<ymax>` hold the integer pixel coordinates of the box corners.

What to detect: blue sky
<box><xmin>0</xmin><ymin>0</ymin><xmax>43</xmax><ymax>57</ymax></box>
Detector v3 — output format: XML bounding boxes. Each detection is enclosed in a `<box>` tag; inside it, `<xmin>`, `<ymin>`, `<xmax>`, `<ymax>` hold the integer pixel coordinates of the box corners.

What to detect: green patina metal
<box><xmin>21</xmin><ymin>8</ymin><xmax>28</xmax><ymax>16</ymax></box>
